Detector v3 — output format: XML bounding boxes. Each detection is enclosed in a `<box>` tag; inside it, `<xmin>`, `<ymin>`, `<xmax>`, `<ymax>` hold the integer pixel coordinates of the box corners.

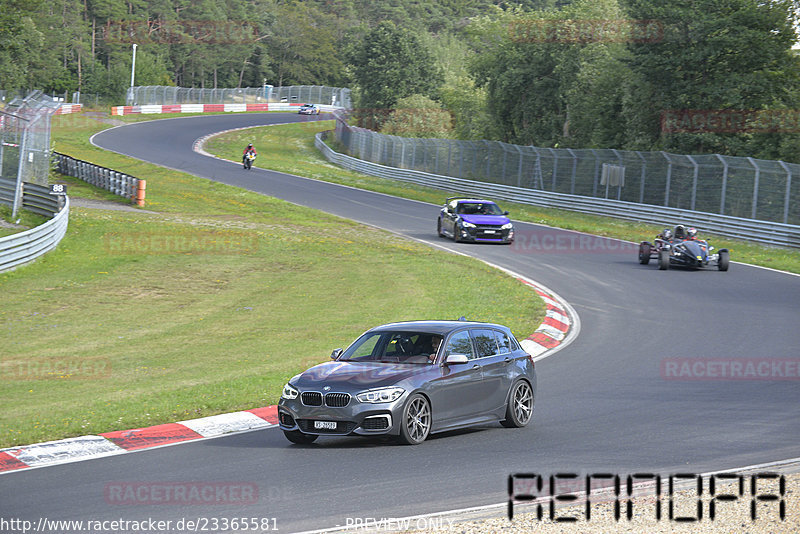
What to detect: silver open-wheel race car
<box><xmin>639</xmin><ymin>225</ymin><xmax>729</xmax><ymax>271</ymax></box>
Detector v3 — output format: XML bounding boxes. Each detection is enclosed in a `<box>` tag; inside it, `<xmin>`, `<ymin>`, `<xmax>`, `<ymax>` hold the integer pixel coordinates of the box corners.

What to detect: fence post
<box><xmin>0</xmin><ymin>123</ymin><xmax>5</xmax><ymax>178</ymax></box>
<box><xmin>500</xmin><ymin>143</ymin><xmax>508</xmax><ymax>182</ymax></box>
<box><xmin>12</xmin><ymin>128</ymin><xmax>29</xmax><ymax>218</ymax></box>
<box><xmin>515</xmin><ymin>145</ymin><xmax>524</xmax><ymax>187</ymax></box>
<box><xmin>590</xmin><ymin>149</ymin><xmax>600</xmax><ymax>196</ymax></box>
<box><xmin>714</xmin><ymin>153</ymin><xmax>729</xmax><ymax>215</ymax></box>
<box><xmin>778</xmin><ymin>160</ymin><xmax>792</xmax><ymax>224</ymax></box>
<box><xmin>611</xmin><ymin>149</ymin><xmax>624</xmax><ymax>200</ymax></box>
<box><xmin>549</xmin><ymin>148</ymin><xmax>558</xmax><ymax>190</ymax></box>
<box><xmin>687</xmin><ymin>155</ymin><xmax>698</xmax><ymax>211</ymax></box>
<box><xmin>483</xmin><ymin>141</ymin><xmax>491</xmax><ymax>180</ymax></box>
<box><xmin>747</xmin><ymin>157</ymin><xmax>760</xmax><ymax>220</ymax></box>
<box><xmin>447</xmin><ymin>140</ymin><xmax>452</xmax><ymax>177</ymax></box>
<box><xmin>661</xmin><ymin>151</ymin><xmax>672</xmax><ymax>207</ymax></box>
<box><xmin>434</xmin><ymin>139</ymin><xmax>440</xmax><ymax>175</ymax></box>
<box><xmin>567</xmin><ymin>148</ymin><xmax>577</xmax><ymax>195</ymax></box>
<box><xmin>637</xmin><ymin>152</ymin><xmax>647</xmax><ymax>204</ymax></box>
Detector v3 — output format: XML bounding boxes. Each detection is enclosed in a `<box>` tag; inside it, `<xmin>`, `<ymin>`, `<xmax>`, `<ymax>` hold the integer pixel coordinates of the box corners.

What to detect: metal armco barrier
<box><xmin>0</xmin><ymin>178</ymin><xmax>70</xmax><ymax>273</ymax></box>
<box><xmin>54</xmin><ymin>152</ymin><xmax>145</xmax><ymax>205</ymax></box>
<box><xmin>315</xmin><ymin>133</ymin><xmax>800</xmax><ymax>249</ymax></box>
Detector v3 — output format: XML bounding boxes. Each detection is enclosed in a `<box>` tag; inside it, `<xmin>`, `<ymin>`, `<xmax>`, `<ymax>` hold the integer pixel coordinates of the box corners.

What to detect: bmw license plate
<box><xmin>484</xmin><ymin>230</ymin><xmax>496</xmax><ymax>234</ymax></box>
<box><xmin>314</xmin><ymin>421</ymin><xmax>337</xmax><ymax>430</ymax></box>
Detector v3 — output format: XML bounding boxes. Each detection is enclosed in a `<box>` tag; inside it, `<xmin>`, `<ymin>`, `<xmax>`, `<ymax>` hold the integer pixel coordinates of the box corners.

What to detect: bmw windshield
<box><xmin>339</xmin><ymin>331</ymin><xmax>443</xmax><ymax>364</ymax></box>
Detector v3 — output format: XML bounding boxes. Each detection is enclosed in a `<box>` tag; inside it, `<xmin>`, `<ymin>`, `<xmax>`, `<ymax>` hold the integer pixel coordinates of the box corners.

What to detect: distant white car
<box><xmin>298</xmin><ymin>103</ymin><xmax>320</xmax><ymax>115</ymax></box>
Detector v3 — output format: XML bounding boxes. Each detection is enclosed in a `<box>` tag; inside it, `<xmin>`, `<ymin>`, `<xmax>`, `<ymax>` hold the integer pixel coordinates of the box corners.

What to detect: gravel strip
<box><xmin>335</xmin><ymin>473</ymin><xmax>798</xmax><ymax>533</ymax></box>
<box><xmin>70</xmin><ymin>197</ymin><xmax>157</xmax><ymax>213</ymax></box>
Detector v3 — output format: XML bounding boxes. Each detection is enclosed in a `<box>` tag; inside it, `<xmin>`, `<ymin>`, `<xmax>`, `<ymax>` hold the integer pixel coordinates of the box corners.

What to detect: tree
<box><xmin>621</xmin><ymin>0</ymin><xmax>800</xmax><ymax>156</ymax></box>
<box><xmin>380</xmin><ymin>94</ymin><xmax>454</xmax><ymax>138</ymax></box>
<box><xmin>348</xmin><ymin>21</ymin><xmax>443</xmax><ymax>127</ymax></box>
<box><xmin>0</xmin><ymin>0</ymin><xmax>45</xmax><ymax>92</ymax></box>
<box><xmin>469</xmin><ymin>0</ymin><xmax>631</xmax><ymax>147</ymax></box>
<box><xmin>265</xmin><ymin>2</ymin><xmax>345</xmax><ymax>87</ymax></box>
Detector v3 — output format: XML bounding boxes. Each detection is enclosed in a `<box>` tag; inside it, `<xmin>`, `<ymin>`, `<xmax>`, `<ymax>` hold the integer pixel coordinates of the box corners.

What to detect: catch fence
<box><xmin>333</xmin><ymin>111</ymin><xmax>799</xmax><ymax>226</ymax></box>
<box><xmin>127</xmin><ymin>85</ymin><xmax>351</xmax><ymax>108</ymax></box>
<box><xmin>0</xmin><ymin>90</ymin><xmax>62</xmax><ymax>216</ymax></box>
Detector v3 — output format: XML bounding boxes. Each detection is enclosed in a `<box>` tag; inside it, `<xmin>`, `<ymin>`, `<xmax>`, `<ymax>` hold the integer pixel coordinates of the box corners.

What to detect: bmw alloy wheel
<box><xmin>398</xmin><ymin>394</ymin><xmax>431</xmax><ymax>445</ymax></box>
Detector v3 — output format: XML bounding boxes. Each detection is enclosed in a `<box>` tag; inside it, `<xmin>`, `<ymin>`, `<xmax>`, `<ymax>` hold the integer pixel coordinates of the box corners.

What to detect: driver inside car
<box><xmin>406</xmin><ymin>335</ymin><xmax>442</xmax><ymax>363</ymax></box>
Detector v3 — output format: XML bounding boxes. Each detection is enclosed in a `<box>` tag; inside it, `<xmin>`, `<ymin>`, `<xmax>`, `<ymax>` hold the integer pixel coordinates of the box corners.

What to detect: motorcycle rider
<box><xmin>242</xmin><ymin>143</ymin><xmax>257</xmax><ymax>167</ymax></box>
<box><xmin>673</xmin><ymin>224</ymin><xmax>687</xmax><ymax>240</ymax></box>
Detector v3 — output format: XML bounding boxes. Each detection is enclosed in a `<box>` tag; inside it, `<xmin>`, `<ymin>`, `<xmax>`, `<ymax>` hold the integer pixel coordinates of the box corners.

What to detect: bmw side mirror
<box><xmin>445</xmin><ymin>354</ymin><xmax>469</xmax><ymax>365</ymax></box>
<box><xmin>331</xmin><ymin>348</ymin><xmax>343</xmax><ymax>360</ymax></box>
<box><xmin>503</xmin><ymin>211</ymin><xmax>509</xmax><ymax>215</ymax></box>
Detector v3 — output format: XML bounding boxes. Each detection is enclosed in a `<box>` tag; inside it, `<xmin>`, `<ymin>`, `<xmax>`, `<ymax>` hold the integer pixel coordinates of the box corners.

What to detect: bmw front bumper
<box><xmin>278</xmin><ymin>396</ymin><xmax>404</xmax><ymax>437</ymax></box>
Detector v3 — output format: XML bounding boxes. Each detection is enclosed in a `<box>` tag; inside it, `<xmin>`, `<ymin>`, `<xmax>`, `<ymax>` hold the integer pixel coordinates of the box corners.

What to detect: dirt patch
<box><xmin>70</xmin><ymin>197</ymin><xmax>157</xmax><ymax>213</ymax></box>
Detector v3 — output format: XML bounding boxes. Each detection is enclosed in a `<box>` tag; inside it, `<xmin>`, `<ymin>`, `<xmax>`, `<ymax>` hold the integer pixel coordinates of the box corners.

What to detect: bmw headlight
<box><xmin>281</xmin><ymin>383</ymin><xmax>299</xmax><ymax>400</ymax></box>
<box><xmin>357</xmin><ymin>387</ymin><xmax>405</xmax><ymax>403</ymax></box>
<box><xmin>460</xmin><ymin>221</ymin><xmax>476</xmax><ymax>228</ymax></box>
<box><xmin>501</xmin><ymin>223</ymin><xmax>513</xmax><ymax>229</ymax></box>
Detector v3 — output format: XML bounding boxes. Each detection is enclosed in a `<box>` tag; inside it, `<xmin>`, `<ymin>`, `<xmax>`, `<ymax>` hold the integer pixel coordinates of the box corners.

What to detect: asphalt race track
<box><xmin>2</xmin><ymin>113</ymin><xmax>799</xmax><ymax>532</ymax></box>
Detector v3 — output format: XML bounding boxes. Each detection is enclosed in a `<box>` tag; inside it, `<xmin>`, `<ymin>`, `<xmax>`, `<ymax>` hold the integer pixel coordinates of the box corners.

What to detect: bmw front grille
<box><xmin>300</xmin><ymin>391</ymin><xmax>351</xmax><ymax>407</ymax></box>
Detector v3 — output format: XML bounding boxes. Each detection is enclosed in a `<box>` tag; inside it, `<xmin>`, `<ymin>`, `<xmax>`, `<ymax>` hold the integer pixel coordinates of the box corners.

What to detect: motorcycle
<box><xmin>243</xmin><ymin>151</ymin><xmax>256</xmax><ymax>170</ymax></box>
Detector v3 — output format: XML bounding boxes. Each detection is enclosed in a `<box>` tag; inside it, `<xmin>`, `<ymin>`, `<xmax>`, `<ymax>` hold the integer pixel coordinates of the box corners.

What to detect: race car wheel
<box><xmin>718</xmin><ymin>250</ymin><xmax>730</xmax><ymax>271</ymax></box>
<box><xmin>500</xmin><ymin>380</ymin><xmax>534</xmax><ymax>428</ymax></box>
<box><xmin>437</xmin><ymin>218</ymin><xmax>445</xmax><ymax>237</ymax></box>
<box><xmin>453</xmin><ymin>226</ymin><xmax>462</xmax><ymax>243</ymax></box>
<box><xmin>658</xmin><ymin>250</ymin><xmax>670</xmax><ymax>270</ymax></box>
<box><xmin>283</xmin><ymin>430</ymin><xmax>318</xmax><ymax>444</ymax></box>
<box><xmin>638</xmin><ymin>242</ymin><xmax>651</xmax><ymax>265</ymax></box>
<box><xmin>397</xmin><ymin>394</ymin><xmax>431</xmax><ymax>445</ymax></box>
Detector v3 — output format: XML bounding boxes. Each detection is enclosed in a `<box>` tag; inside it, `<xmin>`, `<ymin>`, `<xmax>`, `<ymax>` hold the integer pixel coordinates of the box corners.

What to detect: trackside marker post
<box><xmin>136</xmin><ymin>179</ymin><xmax>146</xmax><ymax>207</ymax></box>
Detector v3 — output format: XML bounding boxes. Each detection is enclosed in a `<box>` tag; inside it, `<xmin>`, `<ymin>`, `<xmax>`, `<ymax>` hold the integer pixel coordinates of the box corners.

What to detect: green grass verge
<box><xmin>0</xmin><ymin>205</ymin><xmax>49</xmax><ymax>238</ymax></box>
<box><xmin>205</xmin><ymin>119</ymin><xmax>800</xmax><ymax>274</ymax></box>
<box><xmin>0</xmin><ymin>112</ymin><xmax>545</xmax><ymax>448</ymax></box>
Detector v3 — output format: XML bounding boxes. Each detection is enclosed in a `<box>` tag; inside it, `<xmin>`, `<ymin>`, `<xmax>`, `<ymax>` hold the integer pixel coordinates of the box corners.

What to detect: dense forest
<box><xmin>2</xmin><ymin>0</ymin><xmax>799</xmax><ymax>161</ymax></box>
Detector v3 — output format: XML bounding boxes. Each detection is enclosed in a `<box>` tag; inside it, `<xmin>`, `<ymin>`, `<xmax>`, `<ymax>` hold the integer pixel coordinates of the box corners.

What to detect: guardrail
<box><xmin>54</xmin><ymin>152</ymin><xmax>146</xmax><ymax>206</ymax></box>
<box><xmin>315</xmin><ymin>132</ymin><xmax>800</xmax><ymax>249</ymax></box>
<box><xmin>0</xmin><ymin>178</ymin><xmax>70</xmax><ymax>273</ymax></box>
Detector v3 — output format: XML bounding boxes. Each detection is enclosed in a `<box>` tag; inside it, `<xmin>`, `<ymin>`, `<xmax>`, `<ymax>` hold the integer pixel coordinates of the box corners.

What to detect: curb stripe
<box><xmin>101</xmin><ymin>423</ymin><xmax>203</xmax><ymax>451</ymax></box>
<box><xmin>527</xmin><ymin>332</ymin><xmax>562</xmax><ymax>349</ymax></box>
<box><xmin>0</xmin><ymin>452</ymin><xmax>28</xmax><ymax>471</ymax></box>
<box><xmin>542</xmin><ymin>316</ymin><xmax>570</xmax><ymax>332</ymax></box>
<box><xmin>247</xmin><ymin>405</ymin><xmax>279</xmax><ymax>424</ymax></box>
<box><xmin>512</xmin><ymin>276</ymin><xmax>575</xmax><ymax>356</ymax></box>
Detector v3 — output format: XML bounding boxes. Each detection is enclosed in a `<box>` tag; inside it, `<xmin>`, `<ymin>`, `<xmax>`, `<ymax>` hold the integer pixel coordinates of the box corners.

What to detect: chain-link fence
<box><xmin>0</xmin><ymin>91</ymin><xmax>61</xmax><ymax>217</ymax></box>
<box><xmin>333</xmin><ymin>112</ymin><xmax>799</xmax><ymax>225</ymax></box>
<box><xmin>268</xmin><ymin>86</ymin><xmax>351</xmax><ymax>108</ymax></box>
<box><xmin>127</xmin><ymin>85</ymin><xmax>351</xmax><ymax>108</ymax></box>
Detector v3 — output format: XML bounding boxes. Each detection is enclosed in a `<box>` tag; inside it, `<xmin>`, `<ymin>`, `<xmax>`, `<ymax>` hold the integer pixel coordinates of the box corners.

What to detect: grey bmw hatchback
<box><xmin>278</xmin><ymin>320</ymin><xmax>536</xmax><ymax>445</ymax></box>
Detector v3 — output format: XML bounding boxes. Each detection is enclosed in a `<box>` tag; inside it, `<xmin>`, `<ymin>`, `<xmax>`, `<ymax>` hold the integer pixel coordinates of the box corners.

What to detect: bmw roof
<box><xmin>367</xmin><ymin>320</ymin><xmax>509</xmax><ymax>335</ymax></box>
